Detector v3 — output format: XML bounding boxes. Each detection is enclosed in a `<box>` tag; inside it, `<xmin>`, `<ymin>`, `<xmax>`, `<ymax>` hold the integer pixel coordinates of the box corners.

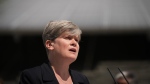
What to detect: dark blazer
<box><xmin>19</xmin><ymin>61</ymin><xmax>90</xmax><ymax>84</ymax></box>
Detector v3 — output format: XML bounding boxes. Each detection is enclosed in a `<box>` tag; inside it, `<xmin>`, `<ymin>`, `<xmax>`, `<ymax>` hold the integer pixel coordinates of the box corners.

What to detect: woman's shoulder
<box><xmin>21</xmin><ymin>64</ymin><xmax>42</xmax><ymax>79</ymax></box>
<box><xmin>21</xmin><ymin>61</ymin><xmax>48</xmax><ymax>75</ymax></box>
<box><xmin>19</xmin><ymin>64</ymin><xmax>45</xmax><ymax>84</ymax></box>
<box><xmin>23</xmin><ymin>65</ymin><xmax>41</xmax><ymax>73</ymax></box>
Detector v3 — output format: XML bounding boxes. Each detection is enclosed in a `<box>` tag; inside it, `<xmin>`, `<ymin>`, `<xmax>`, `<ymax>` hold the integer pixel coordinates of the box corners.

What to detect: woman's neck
<box><xmin>51</xmin><ymin>64</ymin><xmax>69</xmax><ymax>76</ymax></box>
<box><xmin>51</xmin><ymin>64</ymin><xmax>72</xmax><ymax>84</ymax></box>
<box><xmin>50</xmin><ymin>58</ymin><xmax>70</xmax><ymax>75</ymax></box>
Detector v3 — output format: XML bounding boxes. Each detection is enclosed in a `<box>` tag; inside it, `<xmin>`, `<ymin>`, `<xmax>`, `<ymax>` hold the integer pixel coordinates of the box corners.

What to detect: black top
<box><xmin>19</xmin><ymin>61</ymin><xmax>90</xmax><ymax>84</ymax></box>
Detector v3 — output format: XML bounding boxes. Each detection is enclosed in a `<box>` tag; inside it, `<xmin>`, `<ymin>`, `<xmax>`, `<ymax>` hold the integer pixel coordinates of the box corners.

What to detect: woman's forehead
<box><xmin>60</xmin><ymin>32</ymin><xmax>79</xmax><ymax>37</ymax></box>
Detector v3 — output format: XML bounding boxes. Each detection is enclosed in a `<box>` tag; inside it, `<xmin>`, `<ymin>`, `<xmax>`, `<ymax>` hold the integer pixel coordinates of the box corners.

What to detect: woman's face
<box><xmin>51</xmin><ymin>32</ymin><xmax>80</xmax><ymax>62</ymax></box>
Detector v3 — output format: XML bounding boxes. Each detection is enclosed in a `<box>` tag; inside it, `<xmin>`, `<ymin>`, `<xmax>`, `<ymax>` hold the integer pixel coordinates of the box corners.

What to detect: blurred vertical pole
<box><xmin>147</xmin><ymin>31</ymin><xmax>150</xmax><ymax>57</ymax></box>
<box><xmin>83</xmin><ymin>36</ymin><xmax>97</xmax><ymax>70</ymax></box>
<box><xmin>7</xmin><ymin>34</ymin><xmax>22</xmax><ymax>79</ymax></box>
<box><xmin>12</xmin><ymin>34</ymin><xmax>23</xmax><ymax>73</ymax></box>
<box><xmin>0</xmin><ymin>33</ymin><xmax>22</xmax><ymax>82</ymax></box>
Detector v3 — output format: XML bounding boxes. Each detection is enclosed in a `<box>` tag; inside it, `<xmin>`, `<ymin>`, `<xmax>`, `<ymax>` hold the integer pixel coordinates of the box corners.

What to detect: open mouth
<box><xmin>69</xmin><ymin>48</ymin><xmax>76</xmax><ymax>52</ymax></box>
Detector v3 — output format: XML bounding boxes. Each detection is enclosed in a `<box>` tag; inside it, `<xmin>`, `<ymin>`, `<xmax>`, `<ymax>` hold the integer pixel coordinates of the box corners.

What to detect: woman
<box><xmin>19</xmin><ymin>20</ymin><xmax>90</xmax><ymax>84</ymax></box>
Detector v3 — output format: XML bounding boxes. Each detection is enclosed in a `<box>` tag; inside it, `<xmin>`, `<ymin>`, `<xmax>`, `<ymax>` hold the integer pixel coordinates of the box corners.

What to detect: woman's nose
<box><xmin>70</xmin><ymin>39</ymin><xmax>77</xmax><ymax>47</ymax></box>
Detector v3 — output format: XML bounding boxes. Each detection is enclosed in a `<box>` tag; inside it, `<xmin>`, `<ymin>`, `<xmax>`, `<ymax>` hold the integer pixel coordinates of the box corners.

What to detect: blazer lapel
<box><xmin>40</xmin><ymin>62</ymin><xmax>59</xmax><ymax>84</ymax></box>
<box><xmin>70</xmin><ymin>70</ymin><xmax>85</xmax><ymax>84</ymax></box>
<box><xmin>40</xmin><ymin>61</ymin><xmax>85</xmax><ymax>84</ymax></box>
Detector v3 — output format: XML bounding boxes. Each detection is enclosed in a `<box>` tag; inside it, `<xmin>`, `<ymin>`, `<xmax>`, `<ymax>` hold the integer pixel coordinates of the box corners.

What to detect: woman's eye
<box><xmin>65</xmin><ymin>36</ymin><xmax>71</xmax><ymax>40</ymax></box>
<box><xmin>64</xmin><ymin>36</ymin><xmax>79</xmax><ymax>42</ymax></box>
<box><xmin>75</xmin><ymin>39</ymin><xmax>79</xmax><ymax>42</ymax></box>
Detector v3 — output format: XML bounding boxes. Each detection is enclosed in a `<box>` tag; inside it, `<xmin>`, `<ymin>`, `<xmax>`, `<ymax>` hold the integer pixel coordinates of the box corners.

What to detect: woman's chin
<box><xmin>67</xmin><ymin>57</ymin><xmax>77</xmax><ymax>63</ymax></box>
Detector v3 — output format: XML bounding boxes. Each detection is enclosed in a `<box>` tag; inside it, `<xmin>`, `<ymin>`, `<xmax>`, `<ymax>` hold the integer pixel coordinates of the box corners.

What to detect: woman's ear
<box><xmin>45</xmin><ymin>40</ymin><xmax>54</xmax><ymax>50</ymax></box>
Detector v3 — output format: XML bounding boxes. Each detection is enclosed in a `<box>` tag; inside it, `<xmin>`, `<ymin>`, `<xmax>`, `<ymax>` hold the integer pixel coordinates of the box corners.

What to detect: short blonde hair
<box><xmin>42</xmin><ymin>20</ymin><xmax>82</xmax><ymax>46</ymax></box>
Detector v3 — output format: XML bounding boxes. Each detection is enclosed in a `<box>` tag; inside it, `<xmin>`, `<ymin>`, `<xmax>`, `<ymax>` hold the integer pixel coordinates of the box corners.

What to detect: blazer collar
<box><xmin>70</xmin><ymin>70</ymin><xmax>85</xmax><ymax>84</ymax></box>
<box><xmin>41</xmin><ymin>61</ymin><xmax>59</xmax><ymax>84</ymax></box>
<box><xmin>41</xmin><ymin>61</ymin><xmax>84</xmax><ymax>84</ymax></box>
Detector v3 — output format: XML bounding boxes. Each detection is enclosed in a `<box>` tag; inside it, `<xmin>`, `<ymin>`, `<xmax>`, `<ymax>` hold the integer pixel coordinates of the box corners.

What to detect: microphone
<box><xmin>107</xmin><ymin>68</ymin><xmax>129</xmax><ymax>84</ymax></box>
<box><xmin>107</xmin><ymin>68</ymin><xmax>118</xmax><ymax>84</ymax></box>
<box><xmin>118</xmin><ymin>68</ymin><xmax>129</xmax><ymax>84</ymax></box>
